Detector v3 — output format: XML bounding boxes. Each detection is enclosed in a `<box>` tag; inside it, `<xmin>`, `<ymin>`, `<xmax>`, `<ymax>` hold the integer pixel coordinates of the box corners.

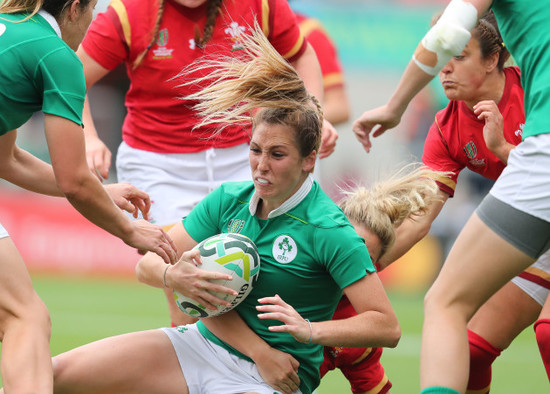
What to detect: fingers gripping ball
<box><xmin>174</xmin><ymin>233</ymin><xmax>261</xmax><ymax>318</ymax></box>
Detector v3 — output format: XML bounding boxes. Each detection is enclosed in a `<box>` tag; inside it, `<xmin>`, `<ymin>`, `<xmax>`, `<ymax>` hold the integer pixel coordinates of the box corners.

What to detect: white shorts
<box><xmin>511</xmin><ymin>249</ymin><xmax>550</xmax><ymax>306</ymax></box>
<box><xmin>490</xmin><ymin>133</ymin><xmax>550</xmax><ymax>222</ymax></box>
<box><xmin>161</xmin><ymin>324</ymin><xmax>302</xmax><ymax>394</ymax></box>
<box><xmin>116</xmin><ymin>142</ymin><xmax>251</xmax><ymax>227</ymax></box>
<box><xmin>0</xmin><ymin>222</ymin><xmax>8</xmax><ymax>239</ymax></box>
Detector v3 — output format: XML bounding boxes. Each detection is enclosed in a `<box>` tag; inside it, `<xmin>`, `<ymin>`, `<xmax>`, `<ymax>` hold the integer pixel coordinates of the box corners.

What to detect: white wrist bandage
<box><xmin>413</xmin><ymin>0</ymin><xmax>478</xmax><ymax>75</ymax></box>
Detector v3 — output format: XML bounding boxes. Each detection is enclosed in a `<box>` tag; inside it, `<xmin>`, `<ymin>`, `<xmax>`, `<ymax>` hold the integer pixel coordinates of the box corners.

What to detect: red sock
<box><xmin>534</xmin><ymin>318</ymin><xmax>550</xmax><ymax>382</ymax></box>
<box><xmin>467</xmin><ymin>330</ymin><xmax>502</xmax><ymax>393</ymax></box>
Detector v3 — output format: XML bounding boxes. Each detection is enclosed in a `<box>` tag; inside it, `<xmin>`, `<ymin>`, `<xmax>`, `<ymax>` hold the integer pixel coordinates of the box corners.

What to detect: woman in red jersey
<box><xmin>79</xmin><ymin>0</ymin><xmax>337</xmax><ymax>327</ymax></box>
<box><xmin>359</xmin><ymin>11</ymin><xmax>549</xmax><ymax>393</ymax></box>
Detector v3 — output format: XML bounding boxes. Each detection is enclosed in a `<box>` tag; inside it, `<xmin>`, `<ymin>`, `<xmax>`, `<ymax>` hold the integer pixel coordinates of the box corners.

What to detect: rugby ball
<box><xmin>174</xmin><ymin>233</ymin><xmax>260</xmax><ymax>318</ymax></box>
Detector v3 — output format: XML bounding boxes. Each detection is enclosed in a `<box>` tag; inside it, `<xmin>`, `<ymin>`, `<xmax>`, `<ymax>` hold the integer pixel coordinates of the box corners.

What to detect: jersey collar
<box><xmin>38</xmin><ymin>10</ymin><xmax>62</xmax><ymax>39</ymax></box>
<box><xmin>249</xmin><ymin>174</ymin><xmax>314</xmax><ymax>219</ymax></box>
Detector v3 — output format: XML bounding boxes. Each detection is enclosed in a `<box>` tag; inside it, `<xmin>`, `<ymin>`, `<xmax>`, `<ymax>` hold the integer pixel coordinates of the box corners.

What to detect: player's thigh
<box><xmin>426</xmin><ymin>213</ymin><xmax>535</xmax><ymax>319</ymax></box>
<box><xmin>468</xmin><ymin>280</ymin><xmax>541</xmax><ymax>349</ymax></box>
<box><xmin>53</xmin><ymin>329</ymin><xmax>187</xmax><ymax>394</ymax></box>
<box><xmin>0</xmin><ymin>237</ymin><xmax>46</xmax><ymax>328</ymax></box>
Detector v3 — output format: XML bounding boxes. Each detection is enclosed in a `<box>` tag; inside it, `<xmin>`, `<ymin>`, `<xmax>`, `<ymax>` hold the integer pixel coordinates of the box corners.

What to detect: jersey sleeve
<box><xmin>262</xmin><ymin>0</ymin><xmax>307</xmax><ymax>62</ymax></box>
<box><xmin>183</xmin><ymin>186</ymin><xmax>225</xmax><ymax>243</ymax></box>
<box><xmin>299</xmin><ymin>18</ymin><xmax>344</xmax><ymax>90</ymax></box>
<box><xmin>422</xmin><ymin>118</ymin><xmax>462</xmax><ymax>197</ymax></box>
<box><xmin>38</xmin><ymin>48</ymin><xmax>86</xmax><ymax>125</ymax></box>
<box><xmin>81</xmin><ymin>2</ymin><xmax>130</xmax><ymax>70</ymax></box>
<box><xmin>315</xmin><ymin>226</ymin><xmax>375</xmax><ymax>290</ymax></box>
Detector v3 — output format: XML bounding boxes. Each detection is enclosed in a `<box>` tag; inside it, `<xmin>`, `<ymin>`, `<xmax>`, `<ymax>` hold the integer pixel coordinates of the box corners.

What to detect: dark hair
<box><xmin>474</xmin><ymin>11</ymin><xmax>510</xmax><ymax>71</ymax></box>
<box><xmin>0</xmin><ymin>0</ymin><xmax>91</xmax><ymax>18</ymax></box>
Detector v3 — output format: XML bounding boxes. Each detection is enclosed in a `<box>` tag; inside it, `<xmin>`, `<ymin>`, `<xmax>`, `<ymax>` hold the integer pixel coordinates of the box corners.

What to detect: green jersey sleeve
<box><xmin>37</xmin><ymin>47</ymin><xmax>86</xmax><ymax>125</ymax></box>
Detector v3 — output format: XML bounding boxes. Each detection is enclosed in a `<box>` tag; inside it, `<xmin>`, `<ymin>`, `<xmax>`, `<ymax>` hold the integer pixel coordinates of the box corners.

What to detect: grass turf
<box><xmin>1</xmin><ymin>274</ymin><xmax>547</xmax><ymax>392</ymax></box>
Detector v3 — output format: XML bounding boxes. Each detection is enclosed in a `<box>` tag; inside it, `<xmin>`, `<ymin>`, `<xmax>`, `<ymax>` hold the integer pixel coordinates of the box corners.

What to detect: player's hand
<box><xmin>104</xmin><ymin>182</ymin><xmax>151</xmax><ymax>220</ymax></box>
<box><xmin>125</xmin><ymin>220</ymin><xmax>177</xmax><ymax>265</ymax></box>
<box><xmin>254</xmin><ymin>347</ymin><xmax>300</xmax><ymax>394</ymax></box>
<box><xmin>164</xmin><ymin>249</ymin><xmax>238</xmax><ymax>310</ymax></box>
<box><xmin>352</xmin><ymin>105</ymin><xmax>402</xmax><ymax>153</ymax></box>
<box><xmin>85</xmin><ymin>134</ymin><xmax>112</xmax><ymax>181</ymax></box>
<box><xmin>474</xmin><ymin>100</ymin><xmax>513</xmax><ymax>163</ymax></box>
<box><xmin>256</xmin><ymin>294</ymin><xmax>313</xmax><ymax>344</ymax></box>
<box><xmin>319</xmin><ymin>119</ymin><xmax>338</xmax><ymax>159</ymax></box>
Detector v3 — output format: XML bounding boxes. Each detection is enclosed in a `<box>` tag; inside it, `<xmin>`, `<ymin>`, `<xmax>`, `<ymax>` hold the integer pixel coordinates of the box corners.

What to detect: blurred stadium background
<box><xmin>0</xmin><ymin>0</ymin><xmax>547</xmax><ymax>391</ymax></box>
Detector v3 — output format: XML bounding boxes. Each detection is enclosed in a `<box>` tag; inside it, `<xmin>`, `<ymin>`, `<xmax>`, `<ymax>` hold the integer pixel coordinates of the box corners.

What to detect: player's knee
<box><xmin>26</xmin><ymin>293</ymin><xmax>52</xmax><ymax>334</ymax></box>
<box><xmin>0</xmin><ymin>292</ymin><xmax>51</xmax><ymax>338</ymax></box>
<box><xmin>423</xmin><ymin>281</ymin><xmax>448</xmax><ymax>316</ymax></box>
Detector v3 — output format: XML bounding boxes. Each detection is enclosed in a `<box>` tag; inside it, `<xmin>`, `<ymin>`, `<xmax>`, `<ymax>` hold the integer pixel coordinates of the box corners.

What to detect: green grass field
<box><xmin>1</xmin><ymin>274</ymin><xmax>547</xmax><ymax>392</ymax></box>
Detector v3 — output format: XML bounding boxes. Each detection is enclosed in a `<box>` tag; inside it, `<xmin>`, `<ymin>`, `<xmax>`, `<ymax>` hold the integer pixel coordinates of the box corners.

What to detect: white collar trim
<box><xmin>38</xmin><ymin>10</ymin><xmax>62</xmax><ymax>39</ymax></box>
<box><xmin>249</xmin><ymin>174</ymin><xmax>314</xmax><ymax>219</ymax></box>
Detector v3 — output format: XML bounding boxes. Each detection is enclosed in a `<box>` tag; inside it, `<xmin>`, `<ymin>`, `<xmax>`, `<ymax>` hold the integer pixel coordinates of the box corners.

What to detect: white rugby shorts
<box><xmin>116</xmin><ymin>142</ymin><xmax>251</xmax><ymax>227</ymax></box>
<box><xmin>511</xmin><ymin>249</ymin><xmax>550</xmax><ymax>306</ymax></box>
<box><xmin>161</xmin><ymin>324</ymin><xmax>302</xmax><ymax>394</ymax></box>
<box><xmin>0</xmin><ymin>222</ymin><xmax>9</xmax><ymax>239</ymax></box>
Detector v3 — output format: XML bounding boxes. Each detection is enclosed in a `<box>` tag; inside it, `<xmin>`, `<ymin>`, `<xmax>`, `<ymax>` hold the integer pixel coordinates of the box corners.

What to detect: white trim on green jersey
<box><xmin>248</xmin><ymin>174</ymin><xmax>314</xmax><ymax>218</ymax></box>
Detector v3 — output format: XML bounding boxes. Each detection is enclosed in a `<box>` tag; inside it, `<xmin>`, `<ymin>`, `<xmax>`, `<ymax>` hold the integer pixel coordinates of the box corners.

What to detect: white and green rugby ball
<box><xmin>174</xmin><ymin>233</ymin><xmax>260</xmax><ymax>318</ymax></box>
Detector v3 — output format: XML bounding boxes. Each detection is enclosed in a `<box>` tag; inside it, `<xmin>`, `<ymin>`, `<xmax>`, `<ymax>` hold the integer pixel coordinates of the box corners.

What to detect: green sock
<box><xmin>420</xmin><ymin>387</ymin><xmax>461</xmax><ymax>394</ymax></box>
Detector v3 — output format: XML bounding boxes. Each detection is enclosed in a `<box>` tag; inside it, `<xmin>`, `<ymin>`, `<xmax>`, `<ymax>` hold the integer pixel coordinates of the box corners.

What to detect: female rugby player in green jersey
<box><xmin>0</xmin><ymin>0</ymin><xmax>177</xmax><ymax>391</ymax></box>
<box><xmin>50</xmin><ymin>26</ymin><xmax>400</xmax><ymax>394</ymax></box>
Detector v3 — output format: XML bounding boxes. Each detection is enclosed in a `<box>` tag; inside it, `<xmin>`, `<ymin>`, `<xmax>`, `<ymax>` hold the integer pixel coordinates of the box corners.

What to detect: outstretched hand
<box><xmin>104</xmin><ymin>182</ymin><xmax>151</xmax><ymax>220</ymax></box>
<box><xmin>256</xmin><ymin>294</ymin><xmax>313</xmax><ymax>344</ymax></box>
<box><xmin>164</xmin><ymin>249</ymin><xmax>238</xmax><ymax>311</ymax></box>
<box><xmin>126</xmin><ymin>221</ymin><xmax>177</xmax><ymax>265</ymax></box>
<box><xmin>352</xmin><ymin>105</ymin><xmax>402</xmax><ymax>153</ymax></box>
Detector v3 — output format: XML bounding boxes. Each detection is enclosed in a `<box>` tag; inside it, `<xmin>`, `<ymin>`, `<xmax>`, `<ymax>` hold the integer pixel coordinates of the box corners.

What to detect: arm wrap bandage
<box><xmin>413</xmin><ymin>0</ymin><xmax>478</xmax><ymax>75</ymax></box>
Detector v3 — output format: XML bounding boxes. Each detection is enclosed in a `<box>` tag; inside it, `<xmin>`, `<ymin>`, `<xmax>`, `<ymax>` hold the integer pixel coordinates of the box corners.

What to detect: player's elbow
<box><xmin>57</xmin><ymin>175</ymin><xmax>89</xmax><ymax>201</ymax></box>
<box><xmin>383</xmin><ymin>316</ymin><xmax>401</xmax><ymax>348</ymax></box>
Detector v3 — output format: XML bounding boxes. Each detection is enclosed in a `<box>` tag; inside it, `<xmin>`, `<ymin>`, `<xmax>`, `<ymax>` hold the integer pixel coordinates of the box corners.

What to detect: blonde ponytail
<box><xmin>339</xmin><ymin>165</ymin><xmax>448</xmax><ymax>259</ymax></box>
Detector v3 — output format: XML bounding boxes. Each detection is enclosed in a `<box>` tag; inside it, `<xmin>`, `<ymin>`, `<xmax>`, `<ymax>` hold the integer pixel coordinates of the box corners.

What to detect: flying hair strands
<box><xmin>177</xmin><ymin>20</ymin><xmax>321</xmax><ymax>131</ymax></box>
<box><xmin>339</xmin><ymin>164</ymin><xmax>450</xmax><ymax>258</ymax></box>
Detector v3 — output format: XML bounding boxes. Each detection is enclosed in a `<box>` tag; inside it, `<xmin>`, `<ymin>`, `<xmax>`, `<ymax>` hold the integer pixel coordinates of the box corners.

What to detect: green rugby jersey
<box><xmin>184</xmin><ymin>177</ymin><xmax>375</xmax><ymax>394</ymax></box>
<box><xmin>0</xmin><ymin>11</ymin><xmax>85</xmax><ymax>134</ymax></box>
<box><xmin>493</xmin><ymin>0</ymin><xmax>550</xmax><ymax>139</ymax></box>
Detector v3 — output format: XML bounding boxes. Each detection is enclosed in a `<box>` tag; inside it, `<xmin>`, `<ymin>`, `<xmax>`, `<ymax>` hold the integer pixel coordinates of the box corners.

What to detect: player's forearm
<box><xmin>385</xmin><ymin>59</ymin><xmax>436</xmax><ymax>120</ymax></box>
<box><xmin>202</xmin><ymin>311</ymin><xmax>271</xmax><ymax>361</ymax></box>
<box><xmin>323</xmin><ymin>88</ymin><xmax>350</xmax><ymax>125</ymax></box>
<box><xmin>492</xmin><ymin>142</ymin><xmax>515</xmax><ymax>165</ymax></box>
<box><xmin>0</xmin><ymin>141</ymin><xmax>64</xmax><ymax>197</ymax></box>
<box><xmin>291</xmin><ymin>44</ymin><xmax>324</xmax><ymax>104</ymax></box>
<box><xmin>377</xmin><ymin>216</ymin><xmax>431</xmax><ymax>269</ymax></box>
<box><xmin>136</xmin><ymin>251</ymin><xmax>167</xmax><ymax>288</ymax></box>
<box><xmin>310</xmin><ymin>311</ymin><xmax>400</xmax><ymax>348</ymax></box>
<box><xmin>60</xmin><ymin>172</ymin><xmax>134</xmax><ymax>241</ymax></box>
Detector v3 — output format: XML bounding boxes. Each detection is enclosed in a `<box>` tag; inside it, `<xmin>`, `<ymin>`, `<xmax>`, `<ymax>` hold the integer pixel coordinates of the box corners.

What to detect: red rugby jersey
<box><xmin>82</xmin><ymin>0</ymin><xmax>306</xmax><ymax>153</ymax></box>
<box><xmin>422</xmin><ymin>67</ymin><xmax>524</xmax><ymax>197</ymax></box>
<box><xmin>295</xmin><ymin>13</ymin><xmax>344</xmax><ymax>91</ymax></box>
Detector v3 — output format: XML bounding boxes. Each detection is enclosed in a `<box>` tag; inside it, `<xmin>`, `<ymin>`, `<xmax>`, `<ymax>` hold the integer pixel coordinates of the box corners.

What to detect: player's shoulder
<box><xmin>293</xmin><ymin>183</ymin><xmax>352</xmax><ymax>229</ymax></box>
<box><xmin>434</xmin><ymin>98</ymin><xmax>465</xmax><ymax>132</ymax></box>
<box><xmin>216</xmin><ymin>181</ymin><xmax>255</xmax><ymax>201</ymax></box>
<box><xmin>505</xmin><ymin>65</ymin><xmax>521</xmax><ymax>81</ymax></box>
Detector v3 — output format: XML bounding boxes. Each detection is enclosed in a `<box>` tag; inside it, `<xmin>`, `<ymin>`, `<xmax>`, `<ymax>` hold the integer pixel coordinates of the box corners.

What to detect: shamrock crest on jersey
<box><xmin>272</xmin><ymin>235</ymin><xmax>297</xmax><ymax>264</ymax></box>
